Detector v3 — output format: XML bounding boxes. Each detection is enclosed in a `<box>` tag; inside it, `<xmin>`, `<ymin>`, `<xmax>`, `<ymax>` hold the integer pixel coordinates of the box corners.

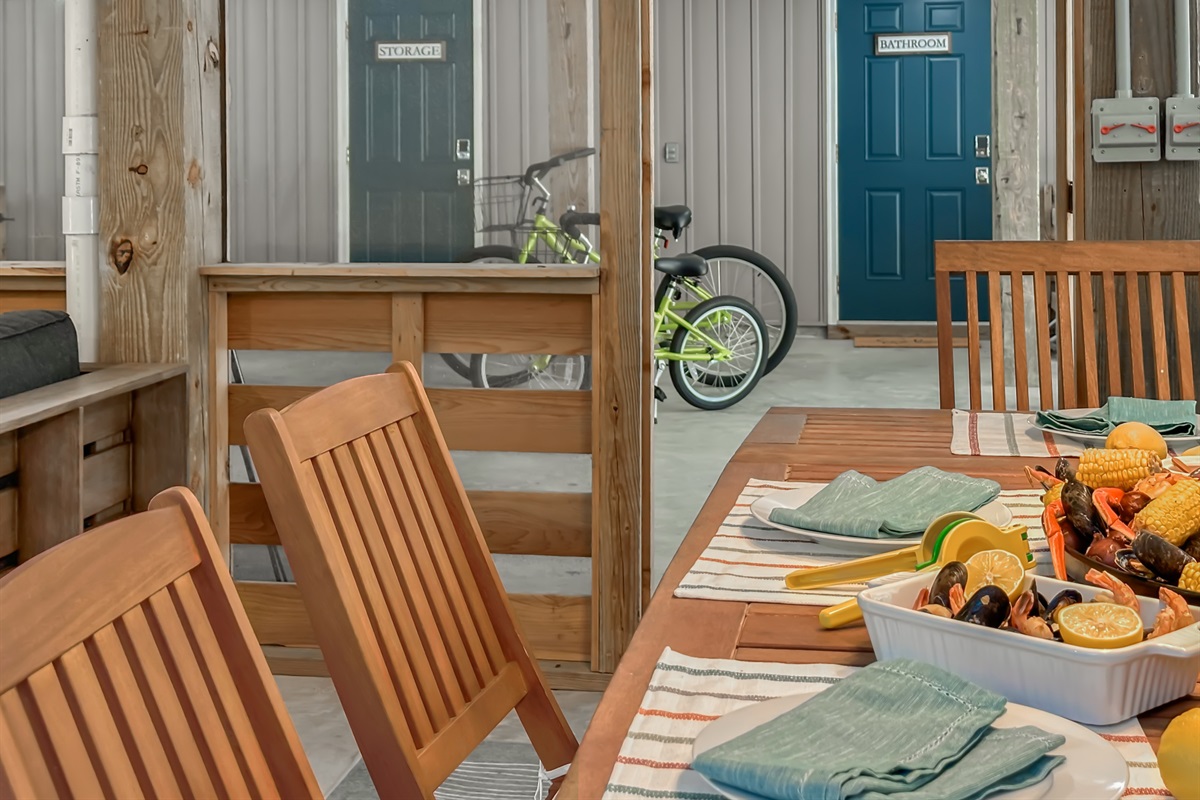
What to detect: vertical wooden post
<box><xmin>131</xmin><ymin>374</ymin><xmax>189</xmax><ymax>511</ymax></box>
<box><xmin>547</xmin><ymin>0</ymin><xmax>595</xmax><ymax>210</ymax></box>
<box><xmin>993</xmin><ymin>0</ymin><xmax>1042</xmax><ymax>402</ymax></box>
<box><xmin>1082</xmin><ymin>0</ymin><xmax>1200</xmax><ymax>397</ymax></box>
<box><xmin>594</xmin><ymin>0</ymin><xmax>649</xmax><ymax>672</ymax></box>
<box><xmin>391</xmin><ymin>293</ymin><xmax>425</xmax><ymax>376</ymax></box>
<box><xmin>18</xmin><ymin>411</ymin><xmax>83</xmax><ymax>561</ymax></box>
<box><xmin>97</xmin><ymin>0</ymin><xmax>224</xmax><ymax>504</ymax></box>
<box><xmin>640</xmin><ymin>0</ymin><xmax>654</xmax><ymax>611</ymax></box>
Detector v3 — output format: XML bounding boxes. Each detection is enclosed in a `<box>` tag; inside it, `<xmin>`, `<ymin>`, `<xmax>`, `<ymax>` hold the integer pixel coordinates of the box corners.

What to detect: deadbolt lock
<box><xmin>974</xmin><ymin>134</ymin><xmax>991</xmax><ymax>158</ymax></box>
<box><xmin>975</xmin><ymin>167</ymin><xmax>990</xmax><ymax>185</ymax></box>
<box><xmin>457</xmin><ymin>169</ymin><xmax>471</xmax><ymax>186</ymax></box>
<box><xmin>456</xmin><ymin>138</ymin><xmax>472</xmax><ymax>161</ymax></box>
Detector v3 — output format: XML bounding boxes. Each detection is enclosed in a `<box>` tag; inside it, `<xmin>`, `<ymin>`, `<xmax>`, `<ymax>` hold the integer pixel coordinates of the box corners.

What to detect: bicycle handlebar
<box><xmin>558</xmin><ymin>209</ymin><xmax>601</xmax><ymax>239</ymax></box>
<box><xmin>522</xmin><ymin>147</ymin><xmax>597</xmax><ymax>185</ymax></box>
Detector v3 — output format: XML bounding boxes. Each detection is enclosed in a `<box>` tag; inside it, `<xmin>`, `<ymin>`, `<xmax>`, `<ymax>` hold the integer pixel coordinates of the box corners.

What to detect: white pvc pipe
<box><xmin>1115</xmin><ymin>0</ymin><xmax>1133</xmax><ymax>99</ymax></box>
<box><xmin>63</xmin><ymin>0</ymin><xmax>100</xmax><ymax>362</ymax></box>
<box><xmin>1177</xmin><ymin>0</ymin><xmax>1195</xmax><ymax>97</ymax></box>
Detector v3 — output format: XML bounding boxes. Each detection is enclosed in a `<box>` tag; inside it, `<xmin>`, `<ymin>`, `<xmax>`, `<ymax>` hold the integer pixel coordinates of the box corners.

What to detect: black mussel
<box><xmin>1043</xmin><ymin>589</ymin><xmax>1083</xmax><ymax>621</ymax></box>
<box><xmin>953</xmin><ymin>586</ymin><xmax>1011</xmax><ymax>628</ymax></box>
<box><xmin>1027</xmin><ymin>579</ymin><xmax>1049</xmax><ymax>618</ymax></box>
<box><xmin>1061</xmin><ymin>478</ymin><xmax>1104</xmax><ymax>541</ymax></box>
<box><xmin>1132</xmin><ymin>531</ymin><xmax>1196</xmax><ymax>583</ymax></box>
<box><xmin>1086</xmin><ymin>536</ymin><xmax>1126</xmax><ymax>568</ymax></box>
<box><xmin>1182</xmin><ymin>534</ymin><xmax>1200</xmax><ymax>562</ymax></box>
<box><xmin>1113</xmin><ymin>549</ymin><xmax>1157</xmax><ymax>580</ymax></box>
<box><xmin>928</xmin><ymin>561</ymin><xmax>968</xmax><ymax>608</ymax></box>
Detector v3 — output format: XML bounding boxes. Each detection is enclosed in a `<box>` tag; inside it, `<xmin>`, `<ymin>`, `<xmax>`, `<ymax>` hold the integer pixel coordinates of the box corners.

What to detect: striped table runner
<box><xmin>673</xmin><ymin>480</ymin><xmax>1048</xmax><ymax>606</ymax></box>
<box><xmin>951</xmin><ymin>410</ymin><xmax>1200</xmax><ymax>457</ymax></box>
<box><xmin>601</xmin><ymin>648</ymin><xmax>1173</xmax><ymax>800</ymax></box>
<box><xmin>952</xmin><ymin>410</ymin><xmax>1086</xmax><ymax>457</ymax></box>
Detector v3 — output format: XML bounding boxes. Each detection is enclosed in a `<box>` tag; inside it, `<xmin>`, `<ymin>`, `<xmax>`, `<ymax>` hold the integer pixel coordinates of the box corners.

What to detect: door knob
<box><xmin>456</xmin><ymin>138</ymin><xmax>471</xmax><ymax>161</ymax></box>
<box><xmin>457</xmin><ymin>169</ymin><xmax>471</xmax><ymax>186</ymax></box>
<box><xmin>974</xmin><ymin>134</ymin><xmax>991</xmax><ymax>158</ymax></box>
<box><xmin>975</xmin><ymin>167</ymin><xmax>990</xmax><ymax>185</ymax></box>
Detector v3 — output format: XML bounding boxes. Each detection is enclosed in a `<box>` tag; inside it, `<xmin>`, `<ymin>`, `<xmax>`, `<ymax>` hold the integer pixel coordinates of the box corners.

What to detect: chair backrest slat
<box><xmin>1010</xmin><ymin>272</ymin><xmax>1031</xmax><ymax>411</ymax></box>
<box><xmin>1055</xmin><ymin>271</ymin><xmax>1077</xmax><ymax>408</ymax></box>
<box><xmin>0</xmin><ymin>489</ymin><xmax>320</xmax><ymax>800</ymax></box>
<box><xmin>1172</xmin><ymin>272</ymin><xmax>1196</xmax><ymax>400</ymax></box>
<box><xmin>1031</xmin><ymin>272</ymin><xmax>1054</xmax><ymax>409</ymax></box>
<box><xmin>245</xmin><ymin>364</ymin><xmax>577</xmax><ymax>799</ymax></box>
<box><xmin>987</xmin><ymin>272</ymin><xmax>1005</xmax><ymax>410</ymax></box>
<box><xmin>935</xmin><ymin>242</ymin><xmax>1199</xmax><ymax>409</ymax></box>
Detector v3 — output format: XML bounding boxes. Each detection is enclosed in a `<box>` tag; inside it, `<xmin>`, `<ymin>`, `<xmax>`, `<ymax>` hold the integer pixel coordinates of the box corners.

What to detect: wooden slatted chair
<box><xmin>243</xmin><ymin>362</ymin><xmax>578</xmax><ymax>799</ymax></box>
<box><xmin>935</xmin><ymin>241</ymin><xmax>1200</xmax><ymax>410</ymax></box>
<box><xmin>0</xmin><ymin>487</ymin><xmax>320</xmax><ymax>800</ymax></box>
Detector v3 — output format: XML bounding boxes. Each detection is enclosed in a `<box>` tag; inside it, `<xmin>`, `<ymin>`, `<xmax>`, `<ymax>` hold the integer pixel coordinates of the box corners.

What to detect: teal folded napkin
<box><xmin>1036</xmin><ymin>396</ymin><xmax>1197</xmax><ymax>436</ymax></box>
<box><xmin>767</xmin><ymin>467</ymin><xmax>1001</xmax><ymax>539</ymax></box>
<box><xmin>692</xmin><ymin>659</ymin><xmax>1065</xmax><ymax>800</ymax></box>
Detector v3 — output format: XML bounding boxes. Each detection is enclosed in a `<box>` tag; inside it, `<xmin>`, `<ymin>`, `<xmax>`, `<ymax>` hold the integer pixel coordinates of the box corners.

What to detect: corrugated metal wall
<box><xmin>0</xmin><ymin>0</ymin><xmax>65</xmax><ymax>261</ymax></box>
<box><xmin>654</xmin><ymin>0</ymin><xmax>825</xmax><ymax>324</ymax></box>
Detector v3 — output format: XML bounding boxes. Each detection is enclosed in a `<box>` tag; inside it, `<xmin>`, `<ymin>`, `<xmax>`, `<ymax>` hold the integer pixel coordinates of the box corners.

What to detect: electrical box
<box><xmin>1091</xmin><ymin>97</ymin><xmax>1161</xmax><ymax>163</ymax></box>
<box><xmin>1165</xmin><ymin>96</ymin><xmax>1200</xmax><ymax>161</ymax></box>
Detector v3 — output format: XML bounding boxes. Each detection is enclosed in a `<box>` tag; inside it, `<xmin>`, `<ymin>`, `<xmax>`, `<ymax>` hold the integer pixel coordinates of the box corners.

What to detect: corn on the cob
<box><xmin>1133</xmin><ymin>480</ymin><xmax>1200</xmax><ymax>547</ymax></box>
<box><xmin>1075</xmin><ymin>448</ymin><xmax>1162</xmax><ymax>491</ymax></box>
<box><xmin>1180</xmin><ymin>562</ymin><xmax>1200</xmax><ymax>593</ymax></box>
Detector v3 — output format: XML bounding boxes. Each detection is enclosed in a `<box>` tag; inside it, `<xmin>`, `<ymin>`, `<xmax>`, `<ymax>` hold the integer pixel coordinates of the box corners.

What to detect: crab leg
<box><xmin>1092</xmin><ymin>487</ymin><xmax>1137</xmax><ymax>542</ymax></box>
<box><xmin>1042</xmin><ymin>499</ymin><xmax>1069</xmax><ymax>581</ymax></box>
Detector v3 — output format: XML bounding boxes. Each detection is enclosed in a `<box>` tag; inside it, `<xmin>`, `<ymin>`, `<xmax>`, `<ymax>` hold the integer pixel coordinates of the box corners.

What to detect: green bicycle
<box><xmin>472</xmin><ymin>252</ymin><xmax>769</xmax><ymax>412</ymax></box>
<box><xmin>440</xmin><ymin>148</ymin><xmax>797</xmax><ymax>383</ymax></box>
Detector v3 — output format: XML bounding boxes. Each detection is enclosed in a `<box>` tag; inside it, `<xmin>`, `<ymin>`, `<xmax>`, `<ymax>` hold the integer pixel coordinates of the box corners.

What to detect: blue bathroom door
<box><xmin>837</xmin><ymin>0</ymin><xmax>992</xmax><ymax>321</ymax></box>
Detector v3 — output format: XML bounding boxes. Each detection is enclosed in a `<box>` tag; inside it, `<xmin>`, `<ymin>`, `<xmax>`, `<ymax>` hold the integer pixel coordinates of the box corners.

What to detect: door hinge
<box><xmin>835</xmin><ymin>144</ymin><xmax>839</xmax><ymax>163</ymax></box>
<box><xmin>833</xmin><ymin>12</ymin><xmax>838</xmax><ymax>31</ymax></box>
<box><xmin>345</xmin><ymin>21</ymin><xmax>350</xmax><ymax>39</ymax></box>
<box><xmin>346</xmin><ymin>146</ymin><xmax>351</xmax><ymax>164</ymax></box>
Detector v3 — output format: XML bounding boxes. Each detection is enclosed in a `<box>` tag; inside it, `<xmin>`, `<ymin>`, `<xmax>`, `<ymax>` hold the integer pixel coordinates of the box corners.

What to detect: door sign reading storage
<box><xmin>837</xmin><ymin>0</ymin><xmax>993</xmax><ymax>322</ymax></box>
<box><xmin>375</xmin><ymin>41</ymin><xmax>445</xmax><ymax>61</ymax></box>
<box><xmin>349</xmin><ymin>0</ymin><xmax>473</xmax><ymax>263</ymax></box>
<box><xmin>874</xmin><ymin>32</ymin><xmax>952</xmax><ymax>55</ymax></box>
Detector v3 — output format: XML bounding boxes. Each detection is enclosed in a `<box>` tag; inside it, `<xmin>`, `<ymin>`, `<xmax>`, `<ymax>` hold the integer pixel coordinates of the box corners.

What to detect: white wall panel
<box><xmin>0</xmin><ymin>0</ymin><xmax>65</xmax><ymax>260</ymax></box>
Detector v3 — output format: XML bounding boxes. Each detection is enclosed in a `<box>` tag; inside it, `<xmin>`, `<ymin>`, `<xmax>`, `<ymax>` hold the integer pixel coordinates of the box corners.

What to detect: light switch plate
<box><xmin>1091</xmin><ymin>96</ymin><xmax>1161</xmax><ymax>163</ymax></box>
<box><xmin>1165</xmin><ymin>96</ymin><xmax>1200</xmax><ymax>161</ymax></box>
<box><xmin>663</xmin><ymin>142</ymin><xmax>681</xmax><ymax>163</ymax></box>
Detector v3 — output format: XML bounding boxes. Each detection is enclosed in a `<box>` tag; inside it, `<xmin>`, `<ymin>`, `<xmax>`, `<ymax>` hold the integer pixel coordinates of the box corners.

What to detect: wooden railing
<box><xmin>204</xmin><ymin>263</ymin><xmax>615</xmax><ymax>689</ymax></box>
<box><xmin>0</xmin><ymin>364</ymin><xmax>187</xmax><ymax>575</ymax></box>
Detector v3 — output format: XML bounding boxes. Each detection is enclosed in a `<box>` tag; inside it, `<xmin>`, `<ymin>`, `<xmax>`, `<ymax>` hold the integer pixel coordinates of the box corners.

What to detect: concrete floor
<box><xmin>235</xmin><ymin>336</ymin><xmax>1005</xmax><ymax>794</ymax></box>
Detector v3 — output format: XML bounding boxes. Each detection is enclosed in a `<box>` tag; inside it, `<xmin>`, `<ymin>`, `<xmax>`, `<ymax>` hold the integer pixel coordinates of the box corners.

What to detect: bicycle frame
<box><xmin>651</xmin><ymin>280</ymin><xmax>733</xmax><ymax>362</ymax></box>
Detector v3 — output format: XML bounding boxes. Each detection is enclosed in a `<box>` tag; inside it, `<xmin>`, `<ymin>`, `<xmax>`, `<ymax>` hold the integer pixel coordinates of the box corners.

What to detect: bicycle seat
<box><xmin>654</xmin><ymin>254</ymin><xmax>708</xmax><ymax>279</ymax></box>
<box><xmin>654</xmin><ymin>205</ymin><xmax>693</xmax><ymax>238</ymax></box>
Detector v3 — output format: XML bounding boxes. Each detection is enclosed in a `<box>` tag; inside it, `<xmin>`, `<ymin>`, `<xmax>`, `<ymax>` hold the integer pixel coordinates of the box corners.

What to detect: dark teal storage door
<box><xmin>349</xmin><ymin>0</ymin><xmax>473</xmax><ymax>262</ymax></box>
<box><xmin>837</xmin><ymin>0</ymin><xmax>992</xmax><ymax>321</ymax></box>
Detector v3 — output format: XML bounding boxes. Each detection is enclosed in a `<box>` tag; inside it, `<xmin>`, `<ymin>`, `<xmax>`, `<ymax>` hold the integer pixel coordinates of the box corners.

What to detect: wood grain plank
<box><xmin>81</xmin><ymin>444</ymin><xmax>132</xmax><ymax>520</ymax></box>
<box><xmin>0</xmin><ymin>432</ymin><xmax>14</xmax><ymax>476</ymax></box>
<box><xmin>1146</xmin><ymin>274</ymin><xmax>1171</xmax><ymax>398</ymax></box>
<box><xmin>1010</xmin><ymin>272</ymin><xmax>1030</xmax><ymax>411</ymax></box>
<box><xmin>391</xmin><ymin>294</ymin><xmax>425</xmax><ymax>378</ymax></box>
<box><xmin>1077</xmin><ymin>273</ymin><xmax>1100</xmax><ymax>406</ymax></box>
<box><xmin>1055</xmin><ymin>272</ymin><xmax>1077</xmax><ymax>407</ymax></box>
<box><xmin>131</xmin><ymin>374</ymin><xmax>188</xmax><ymax>511</ymax></box>
<box><xmin>235</xmin><ymin>581</ymin><xmax>319</xmax><ymax>649</ymax></box>
<box><xmin>935</xmin><ymin>269</ymin><xmax>956</xmax><ymax>408</ymax></box>
<box><xmin>424</xmin><ymin>293</ymin><xmax>592</xmax><ymax>355</ymax></box>
<box><xmin>0</xmin><ymin>487</ymin><xmax>15</xmax><ymax>559</ymax></box>
<box><xmin>547</xmin><ymin>0</ymin><xmax>595</xmax><ymax>211</ymax></box>
<box><xmin>0</xmin><ymin>290</ymin><xmax>67</xmax><ymax>313</ymax></box>
<box><xmin>208</xmin><ymin>291</ymin><xmax>230</xmax><ymax>560</ymax></box>
<box><xmin>964</xmin><ymin>272</ymin><xmax>982</xmax><ymax>411</ymax></box>
<box><xmin>229</xmin><ymin>481</ymin><xmax>591</xmax><ymax>556</ymax></box>
<box><xmin>25</xmin><ymin>663</ymin><xmax>106</xmax><ymax>797</ymax></box>
<box><xmin>1031</xmin><ymin>274</ymin><xmax>1054</xmax><ymax>408</ymax></box>
<box><xmin>17</xmin><ymin>410</ymin><xmax>82</xmax><ymax>561</ymax></box>
<box><xmin>933</xmin><ymin>241</ymin><xmax>1200</xmax><ymax>273</ymax></box>
<box><xmin>81</xmin><ymin>394</ymin><xmax>131</xmax><ymax>447</ymax></box>
<box><xmin>1126</xmin><ymin>272</ymin><xmax>1147</xmax><ymax>396</ymax></box>
<box><xmin>1102</xmin><ymin>271</ymin><xmax>1122</xmax><ymax>395</ymax></box>
<box><xmin>227</xmin><ymin>292</ymin><xmax>392</xmax><ymax>351</ymax></box>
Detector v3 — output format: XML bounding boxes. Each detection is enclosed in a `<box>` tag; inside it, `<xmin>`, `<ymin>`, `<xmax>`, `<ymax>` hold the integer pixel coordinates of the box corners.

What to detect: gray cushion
<box><xmin>0</xmin><ymin>310</ymin><xmax>82</xmax><ymax>399</ymax></box>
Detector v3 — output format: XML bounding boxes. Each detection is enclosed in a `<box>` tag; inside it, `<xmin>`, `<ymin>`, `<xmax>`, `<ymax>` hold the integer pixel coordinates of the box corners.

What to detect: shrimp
<box><xmin>948</xmin><ymin>584</ymin><xmax>967</xmax><ymax>616</ymax></box>
<box><xmin>1010</xmin><ymin>591</ymin><xmax>1054</xmax><ymax>640</ymax></box>
<box><xmin>1158</xmin><ymin>587</ymin><xmax>1196</xmax><ymax>630</ymax></box>
<box><xmin>1085</xmin><ymin>568</ymin><xmax>1140</xmax><ymax>612</ymax></box>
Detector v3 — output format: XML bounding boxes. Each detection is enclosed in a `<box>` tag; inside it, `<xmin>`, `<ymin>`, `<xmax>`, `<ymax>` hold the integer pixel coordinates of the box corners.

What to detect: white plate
<box><xmin>691</xmin><ymin>689</ymin><xmax>1127</xmax><ymax>800</ymax></box>
<box><xmin>1032</xmin><ymin>409</ymin><xmax>1200</xmax><ymax>447</ymax></box>
<box><xmin>750</xmin><ymin>486</ymin><xmax>1014</xmax><ymax>554</ymax></box>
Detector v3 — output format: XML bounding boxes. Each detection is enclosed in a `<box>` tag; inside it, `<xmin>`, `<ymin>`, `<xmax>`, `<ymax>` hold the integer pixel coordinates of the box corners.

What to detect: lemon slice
<box><xmin>964</xmin><ymin>549</ymin><xmax>1026</xmax><ymax>600</ymax></box>
<box><xmin>1057</xmin><ymin>602</ymin><xmax>1144</xmax><ymax>649</ymax></box>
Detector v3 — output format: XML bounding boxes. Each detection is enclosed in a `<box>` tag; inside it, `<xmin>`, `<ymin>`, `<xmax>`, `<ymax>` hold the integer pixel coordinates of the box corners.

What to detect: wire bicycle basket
<box><xmin>473</xmin><ymin>176</ymin><xmax>531</xmax><ymax>233</ymax></box>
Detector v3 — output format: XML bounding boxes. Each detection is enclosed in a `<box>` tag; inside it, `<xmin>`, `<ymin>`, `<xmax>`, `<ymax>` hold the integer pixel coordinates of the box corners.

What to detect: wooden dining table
<box><xmin>559</xmin><ymin>407</ymin><xmax>1199</xmax><ymax>799</ymax></box>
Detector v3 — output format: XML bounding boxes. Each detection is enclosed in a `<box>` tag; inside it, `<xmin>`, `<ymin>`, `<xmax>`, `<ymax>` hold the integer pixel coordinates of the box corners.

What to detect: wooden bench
<box><xmin>935</xmin><ymin>241</ymin><xmax>1200</xmax><ymax>410</ymax></box>
<box><xmin>0</xmin><ymin>363</ymin><xmax>188</xmax><ymax>571</ymax></box>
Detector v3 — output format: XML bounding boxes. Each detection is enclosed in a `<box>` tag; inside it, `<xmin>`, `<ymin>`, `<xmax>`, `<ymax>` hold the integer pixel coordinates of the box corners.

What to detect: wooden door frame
<box><xmin>335</xmin><ymin>0</ymin><xmax>486</xmax><ymax>263</ymax></box>
<box><xmin>824</xmin><ymin>0</ymin><xmax>1044</xmax><ymax>325</ymax></box>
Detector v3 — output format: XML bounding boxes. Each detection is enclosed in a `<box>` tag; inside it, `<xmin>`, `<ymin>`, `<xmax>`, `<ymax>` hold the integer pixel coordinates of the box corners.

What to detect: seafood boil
<box><xmin>911</xmin><ymin>556</ymin><xmax>1196</xmax><ymax>646</ymax></box>
<box><xmin>1025</xmin><ymin>451</ymin><xmax>1200</xmax><ymax>594</ymax></box>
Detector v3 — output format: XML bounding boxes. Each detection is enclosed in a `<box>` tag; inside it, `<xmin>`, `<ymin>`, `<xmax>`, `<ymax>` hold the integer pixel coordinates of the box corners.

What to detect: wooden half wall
<box><xmin>205</xmin><ymin>264</ymin><xmax>626</xmax><ymax>689</ymax></box>
<box><xmin>0</xmin><ymin>264</ymin><xmax>66</xmax><ymax>314</ymax></box>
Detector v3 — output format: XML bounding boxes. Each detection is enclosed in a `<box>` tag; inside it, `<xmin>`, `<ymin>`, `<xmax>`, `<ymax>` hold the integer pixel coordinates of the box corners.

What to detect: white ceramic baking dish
<box><xmin>857</xmin><ymin>573</ymin><xmax>1200</xmax><ymax>726</ymax></box>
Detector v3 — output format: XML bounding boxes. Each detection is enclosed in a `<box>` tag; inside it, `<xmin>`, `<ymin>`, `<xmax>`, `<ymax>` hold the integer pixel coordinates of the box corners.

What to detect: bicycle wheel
<box><xmin>668</xmin><ymin>296</ymin><xmax>767</xmax><ymax>410</ymax></box>
<box><xmin>471</xmin><ymin>354</ymin><xmax>592</xmax><ymax>390</ymax></box>
<box><xmin>655</xmin><ymin>245</ymin><xmax>797</xmax><ymax>374</ymax></box>
<box><xmin>439</xmin><ymin>245</ymin><xmax>532</xmax><ymax>381</ymax></box>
